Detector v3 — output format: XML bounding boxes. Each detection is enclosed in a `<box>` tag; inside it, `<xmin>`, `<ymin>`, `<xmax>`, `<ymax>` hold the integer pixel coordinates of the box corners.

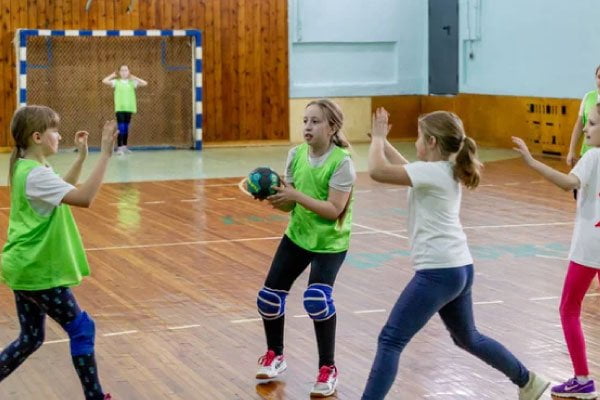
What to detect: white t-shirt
<box><xmin>404</xmin><ymin>161</ymin><xmax>473</xmax><ymax>270</ymax></box>
<box><xmin>569</xmin><ymin>148</ymin><xmax>600</xmax><ymax>268</ymax></box>
<box><xmin>26</xmin><ymin>166</ymin><xmax>75</xmax><ymax>216</ymax></box>
<box><xmin>111</xmin><ymin>79</ymin><xmax>139</xmax><ymax>88</ymax></box>
<box><xmin>285</xmin><ymin>144</ymin><xmax>356</xmax><ymax>192</ymax></box>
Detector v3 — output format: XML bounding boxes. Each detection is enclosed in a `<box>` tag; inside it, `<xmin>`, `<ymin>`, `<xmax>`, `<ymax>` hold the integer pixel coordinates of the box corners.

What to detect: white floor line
<box><xmin>354</xmin><ymin>190</ymin><xmax>372</xmax><ymax>194</ymax></box>
<box><xmin>231</xmin><ymin>318</ymin><xmax>262</xmax><ymax>324</ymax></box>
<box><xmin>292</xmin><ymin>314</ymin><xmax>310</xmax><ymax>318</ymax></box>
<box><xmin>45</xmin><ymin>339</ymin><xmax>69</xmax><ymax>345</ymax></box>
<box><xmin>504</xmin><ymin>182</ymin><xmax>521</xmax><ymax>186</ymax></box>
<box><xmin>86</xmin><ymin>236</ymin><xmax>282</xmax><ymax>251</ymax></box>
<box><xmin>473</xmin><ymin>300</ymin><xmax>504</xmax><ymax>305</ymax></box>
<box><xmin>354</xmin><ymin>309</ymin><xmax>386</xmax><ymax>314</ymax></box>
<box><xmin>217</xmin><ymin>197</ymin><xmax>237</xmax><ymax>201</ymax></box>
<box><xmin>464</xmin><ymin>222</ymin><xmax>572</xmax><ymax>229</ymax></box>
<box><xmin>167</xmin><ymin>324</ymin><xmax>203</xmax><ymax>330</ymax></box>
<box><xmin>529</xmin><ymin>296</ymin><xmax>559</xmax><ymax>301</ymax></box>
<box><xmin>535</xmin><ymin>254</ymin><xmax>568</xmax><ymax>261</ymax></box>
<box><xmin>143</xmin><ymin>201</ymin><xmax>165</xmax><ymax>205</ymax></box>
<box><xmin>352</xmin><ymin>223</ymin><xmax>408</xmax><ymax>239</ymax></box>
<box><xmin>180</xmin><ymin>199</ymin><xmax>201</xmax><ymax>202</ymax></box>
<box><xmin>102</xmin><ymin>330</ymin><xmax>138</xmax><ymax>337</ymax></box>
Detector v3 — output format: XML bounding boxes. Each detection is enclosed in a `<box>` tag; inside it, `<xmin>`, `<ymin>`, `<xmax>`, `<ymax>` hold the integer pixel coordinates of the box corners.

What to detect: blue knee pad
<box><xmin>117</xmin><ymin>122</ymin><xmax>129</xmax><ymax>135</ymax></box>
<box><xmin>303</xmin><ymin>283</ymin><xmax>336</xmax><ymax>321</ymax></box>
<box><xmin>257</xmin><ymin>287</ymin><xmax>288</xmax><ymax>320</ymax></box>
<box><xmin>65</xmin><ymin>311</ymin><xmax>96</xmax><ymax>356</ymax></box>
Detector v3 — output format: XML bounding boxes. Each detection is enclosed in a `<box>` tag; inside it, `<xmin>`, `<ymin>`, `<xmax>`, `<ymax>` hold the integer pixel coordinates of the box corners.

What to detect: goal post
<box><xmin>15</xmin><ymin>29</ymin><xmax>203</xmax><ymax>150</ymax></box>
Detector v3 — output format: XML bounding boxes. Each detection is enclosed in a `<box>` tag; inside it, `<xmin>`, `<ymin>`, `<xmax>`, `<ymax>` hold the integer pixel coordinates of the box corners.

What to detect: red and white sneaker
<box><xmin>256</xmin><ymin>350</ymin><xmax>287</xmax><ymax>379</ymax></box>
<box><xmin>103</xmin><ymin>394</ymin><xmax>113</xmax><ymax>400</ymax></box>
<box><xmin>310</xmin><ymin>365</ymin><xmax>338</xmax><ymax>397</ymax></box>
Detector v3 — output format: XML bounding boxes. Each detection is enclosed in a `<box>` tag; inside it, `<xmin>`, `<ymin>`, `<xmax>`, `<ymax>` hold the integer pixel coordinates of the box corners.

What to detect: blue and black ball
<box><xmin>246</xmin><ymin>167</ymin><xmax>281</xmax><ymax>200</ymax></box>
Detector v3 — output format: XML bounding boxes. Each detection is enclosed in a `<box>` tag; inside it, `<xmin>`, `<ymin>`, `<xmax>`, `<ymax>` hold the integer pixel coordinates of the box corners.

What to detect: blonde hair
<box><xmin>306</xmin><ymin>99</ymin><xmax>351</xmax><ymax>149</ymax></box>
<box><xmin>9</xmin><ymin>105</ymin><xmax>60</xmax><ymax>184</ymax></box>
<box><xmin>418</xmin><ymin>111</ymin><xmax>482</xmax><ymax>189</ymax></box>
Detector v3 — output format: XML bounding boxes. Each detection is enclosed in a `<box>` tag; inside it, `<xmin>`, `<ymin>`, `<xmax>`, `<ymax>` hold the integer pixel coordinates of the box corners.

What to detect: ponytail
<box><xmin>453</xmin><ymin>136</ymin><xmax>482</xmax><ymax>189</ymax></box>
<box><xmin>8</xmin><ymin>146</ymin><xmax>23</xmax><ymax>186</ymax></box>
<box><xmin>332</xmin><ymin>130</ymin><xmax>351</xmax><ymax>149</ymax></box>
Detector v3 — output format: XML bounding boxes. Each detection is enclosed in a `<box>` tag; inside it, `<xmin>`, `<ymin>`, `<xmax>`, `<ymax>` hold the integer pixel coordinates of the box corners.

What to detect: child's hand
<box><xmin>100</xmin><ymin>120</ymin><xmax>118</xmax><ymax>157</ymax></box>
<box><xmin>267</xmin><ymin>183</ymin><xmax>298</xmax><ymax>206</ymax></box>
<box><xmin>566</xmin><ymin>151</ymin><xmax>578</xmax><ymax>167</ymax></box>
<box><xmin>511</xmin><ymin>136</ymin><xmax>534</xmax><ymax>164</ymax></box>
<box><xmin>74</xmin><ymin>131</ymin><xmax>89</xmax><ymax>158</ymax></box>
<box><xmin>371</xmin><ymin>107</ymin><xmax>392</xmax><ymax>139</ymax></box>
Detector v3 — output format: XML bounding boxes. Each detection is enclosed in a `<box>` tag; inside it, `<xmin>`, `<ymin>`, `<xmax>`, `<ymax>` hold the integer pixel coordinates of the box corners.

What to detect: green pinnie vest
<box><xmin>0</xmin><ymin>159</ymin><xmax>90</xmax><ymax>290</ymax></box>
<box><xmin>580</xmin><ymin>90</ymin><xmax>598</xmax><ymax>155</ymax></box>
<box><xmin>114</xmin><ymin>79</ymin><xmax>137</xmax><ymax>113</ymax></box>
<box><xmin>285</xmin><ymin>143</ymin><xmax>353</xmax><ymax>253</ymax></box>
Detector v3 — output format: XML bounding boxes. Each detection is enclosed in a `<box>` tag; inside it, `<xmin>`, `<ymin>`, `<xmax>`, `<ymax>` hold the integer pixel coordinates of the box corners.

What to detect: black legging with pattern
<box><xmin>0</xmin><ymin>287</ymin><xmax>105</xmax><ymax>400</ymax></box>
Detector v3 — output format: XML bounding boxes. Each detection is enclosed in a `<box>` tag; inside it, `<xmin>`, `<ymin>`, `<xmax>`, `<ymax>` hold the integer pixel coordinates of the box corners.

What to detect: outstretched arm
<box><xmin>368</xmin><ymin>108</ymin><xmax>412</xmax><ymax>186</ymax></box>
<box><xmin>130</xmin><ymin>74</ymin><xmax>148</xmax><ymax>87</ymax></box>
<box><xmin>102</xmin><ymin>71</ymin><xmax>117</xmax><ymax>86</ymax></box>
<box><xmin>512</xmin><ymin>136</ymin><xmax>580</xmax><ymax>191</ymax></box>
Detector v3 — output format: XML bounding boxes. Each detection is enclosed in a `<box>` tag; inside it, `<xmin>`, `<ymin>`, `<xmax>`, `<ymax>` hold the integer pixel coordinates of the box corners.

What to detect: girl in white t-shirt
<box><xmin>361</xmin><ymin>108</ymin><xmax>549</xmax><ymax>400</ymax></box>
<box><xmin>512</xmin><ymin>104</ymin><xmax>600</xmax><ymax>399</ymax></box>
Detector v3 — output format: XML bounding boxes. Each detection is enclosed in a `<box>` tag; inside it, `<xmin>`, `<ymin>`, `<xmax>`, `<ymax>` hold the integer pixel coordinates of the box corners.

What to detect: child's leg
<box><xmin>307</xmin><ymin>251</ymin><xmax>346</xmax><ymax>367</ymax></box>
<box><xmin>560</xmin><ymin>261</ymin><xmax>597</xmax><ymax>376</ymax></box>
<box><xmin>121</xmin><ymin>112</ymin><xmax>132</xmax><ymax>146</ymax></box>
<box><xmin>361</xmin><ymin>268</ymin><xmax>466</xmax><ymax>400</ymax></box>
<box><xmin>258</xmin><ymin>235</ymin><xmax>313</xmax><ymax>355</ymax></box>
<box><xmin>438</xmin><ymin>265</ymin><xmax>529</xmax><ymax>387</ymax></box>
<box><xmin>32</xmin><ymin>287</ymin><xmax>105</xmax><ymax>400</ymax></box>
<box><xmin>0</xmin><ymin>292</ymin><xmax>46</xmax><ymax>380</ymax></box>
<box><xmin>115</xmin><ymin>112</ymin><xmax>126</xmax><ymax>147</ymax></box>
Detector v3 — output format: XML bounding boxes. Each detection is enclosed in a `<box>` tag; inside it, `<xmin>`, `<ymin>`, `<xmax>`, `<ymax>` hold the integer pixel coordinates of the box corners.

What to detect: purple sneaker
<box><xmin>551</xmin><ymin>377</ymin><xmax>597</xmax><ymax>399</ymax></box>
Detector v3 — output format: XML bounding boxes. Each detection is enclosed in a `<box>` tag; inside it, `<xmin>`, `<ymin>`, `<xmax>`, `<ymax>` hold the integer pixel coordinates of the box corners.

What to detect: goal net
<box><xmin>15</xmin><ymin>29</ymin><xmax>202</xmax><ymax>150</ymax></box>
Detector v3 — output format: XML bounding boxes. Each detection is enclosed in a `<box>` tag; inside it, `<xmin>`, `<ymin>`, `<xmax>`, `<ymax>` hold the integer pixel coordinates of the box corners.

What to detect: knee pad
<box><xmin>65</xmin><ymin>311</ymin><xmax>95</xmax><ymax>356</ymax></box>
<box><xmin>303</xmin><ymin>283</ymin><xmax>336</xmax><ymax>321</ymax></box>
<box><xmin>117</xmin><ymin>122</ymin><xmax>128</xmax><ymax>135</ymax></box>
<box><xmin>257</xmin><ymin>287</ymin><xmax>288</xmax><ymax>320</ymax></box>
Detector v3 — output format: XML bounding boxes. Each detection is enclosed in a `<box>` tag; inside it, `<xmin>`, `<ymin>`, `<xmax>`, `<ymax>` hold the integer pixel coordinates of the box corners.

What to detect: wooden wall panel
<box><xmin>373</xmin><ymin>94</ymin><xmax>581</xmax><ymax>156</ymax></box>
<box><xmin>0</xmin><ymin>0</ymin><xmax>289</xmax><ymax>147</ymax></box>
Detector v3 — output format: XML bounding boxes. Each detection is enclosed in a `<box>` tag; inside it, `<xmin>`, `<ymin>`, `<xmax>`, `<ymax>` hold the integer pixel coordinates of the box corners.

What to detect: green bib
<box><xmin>581</xmin><ymin>90</ymin><xmax>598</xmax><ymax>155</ymax></box>
<box><xmin>285</xmin><ymin>144</ymin><xmax>353</xmax><ymax>253</ymax></box>
<box><xmin>1</xmin><ymin>159</ymin><xmax>90</xmax><ymax>290</ymax></box>
<box><xmin>114</xmin><ymin>79</ymin><xmax>137</xmax><ymax>113</ymax></box>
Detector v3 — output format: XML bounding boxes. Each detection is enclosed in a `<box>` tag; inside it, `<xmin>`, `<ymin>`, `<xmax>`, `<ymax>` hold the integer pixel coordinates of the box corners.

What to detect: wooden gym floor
<box><xmin>0</xmin><ymin>155</ymin><xmax>596</xmax><ymax>399</ymax></box>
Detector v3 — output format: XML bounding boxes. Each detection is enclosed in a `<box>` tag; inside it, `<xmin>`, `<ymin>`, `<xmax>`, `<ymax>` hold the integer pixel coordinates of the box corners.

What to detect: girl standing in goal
<box><xmin>102</xmin><ymin>65</ymin><xmax>148</xmax><ymax>155</ymax></box>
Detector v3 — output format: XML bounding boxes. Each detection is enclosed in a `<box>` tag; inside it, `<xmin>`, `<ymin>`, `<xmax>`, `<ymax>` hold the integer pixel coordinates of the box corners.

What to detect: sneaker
<box><xmin>519</xmin><ymin>371</ymin><xmax>550</xmax><ymax>400</ymax></box>
<box><xmin>104</xmin><ymin>395</ymin><xmax>113</xmax><ymax>400</ymax></box>
<box><xmin>256</xmin><ymin>350</ymin><xmax>286</xmax><ymax>379</ymax></box>
<box><xmin>115</xmin><ymin>147</ymin><xmax>124</xmax><ymax>156</ymax></box>
<box><xmin>551</xmin><ymin>377</ymin><xmax>597</xmax><ymax>399</ymax></box>
<box><xmin>123</xmin><ymin>146</ymin><xmax>132</xmax><ymax>154</ymax></box>
<box><xmin>310</xmin><ymin>365</ymin><xmax>338</xmax><ymax>397</ymax></box>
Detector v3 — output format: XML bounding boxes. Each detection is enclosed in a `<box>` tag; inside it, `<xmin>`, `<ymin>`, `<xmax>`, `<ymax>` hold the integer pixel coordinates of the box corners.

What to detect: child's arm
<box><xmin>367</xmin><ymin>133</ymin><xmax>409</xmax><ymax>165</ymax></box>
<box><xmin>368</xmin><ymin>108</ymin><xmax>412</xmax><ymax>186</ymax></box>
<box><xmin>512</xmin><ymin>136</ymin><xmax>580</xmax><ymax>191</ymax></box>
<box><xmin>62</xmin><ymin>121</ymin><xmax>117</xmax><ymax>207</ymax></box>
<box><xmin>269</xmin><ymin>183</ymin><xmax>350</xmax><ymax>221</ymax></box>
<box><xmin>63</xmin><ymin>131</ymin><xmax>89</xmax><ymax>185</ymax></box>
<box><xmin>102</xmin><ymin>72</ymin><xmax>117</xmax><ymax>86</ymax></box>
<box><xmin>566</xmin><ymin>116</ymin><xmax>584</xmax><ymax>166</ymax></box>
<box><xmin>130</xmin><ymin>75</ymin><xmax>148</xmax><ymax>87</ymax></box>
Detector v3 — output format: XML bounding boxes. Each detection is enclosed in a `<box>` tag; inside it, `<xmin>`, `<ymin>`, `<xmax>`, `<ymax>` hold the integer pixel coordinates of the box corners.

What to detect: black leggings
<box><xmin>261</xmin><ymin>235</ymin><xmax>346</xmax><ymax>367</ymax></box>
<box><xmin>116</xmin><ymin>111</ymin><xmax>133</xmax><ymax>146</ymax></box>
<box><xmin>0</xmin><ymin>287</ymin><xmax>105</xmax><ymax>400</ymax></box>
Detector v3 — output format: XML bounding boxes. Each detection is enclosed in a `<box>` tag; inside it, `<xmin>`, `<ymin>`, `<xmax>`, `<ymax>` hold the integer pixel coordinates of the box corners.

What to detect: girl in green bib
<box><xmin>255</xmin><ymin>99</ymin><xmax>355</xmax><ymax>397</ymax></box>
<box><xmin>0</xmin><ymin>106</ymin><xmax>117</xmax><ymax>400</ymax></box>
<box><xmin>567</xmin><ymin>65</ymin><xmax>600</xmax><ymax>167</ymax></box>
<box><xmin>102</xmin><ymin>65</ymin><xmax>148</xmax><ymax>155</ymax></box>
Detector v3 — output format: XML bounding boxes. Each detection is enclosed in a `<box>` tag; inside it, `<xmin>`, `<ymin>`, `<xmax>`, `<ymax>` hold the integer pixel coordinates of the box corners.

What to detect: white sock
<box><xmin>576</xmin><ymin>375</ymin><xmax>590</xmax><ymax>384</ymax></box>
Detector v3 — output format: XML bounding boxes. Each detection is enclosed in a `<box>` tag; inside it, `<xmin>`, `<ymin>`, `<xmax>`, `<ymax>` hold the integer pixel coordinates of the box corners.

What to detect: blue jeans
<box><xmin>361</xmin><ymin>265</ymin><xmax>529</xmax><ymax>399</ymax></box>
